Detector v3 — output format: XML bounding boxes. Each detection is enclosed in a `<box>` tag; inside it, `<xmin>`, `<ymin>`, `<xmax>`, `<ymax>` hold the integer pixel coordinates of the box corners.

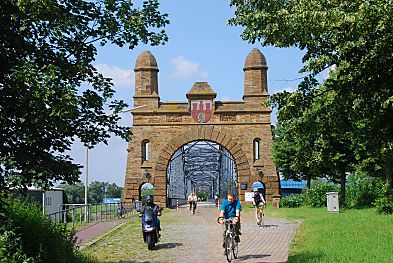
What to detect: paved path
<box><xmin>162</xmin><ymin>203</ymin><xmax>299</xmax><ymax>263</ymax></box>
<box><xmin>76</xmin><ymin>220</ymin><xmax>121</xmax><ymax>245</ymax></box>
<box><xmin>81</xmin><ymin>203</ymin><xmax>299</xmax><ymax>262</ymax></box>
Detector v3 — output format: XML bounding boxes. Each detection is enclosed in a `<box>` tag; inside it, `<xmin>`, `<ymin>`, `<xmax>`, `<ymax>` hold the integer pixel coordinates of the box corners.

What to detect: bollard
<box><xmin>217</xmin><ymin>199</ymin><xmax>220</xmax><ymax>210</ymax></box>
<box><xmin>176</xmin><ymin>199</ymin><xmax>179</xmax><ymax>210</ymax></box>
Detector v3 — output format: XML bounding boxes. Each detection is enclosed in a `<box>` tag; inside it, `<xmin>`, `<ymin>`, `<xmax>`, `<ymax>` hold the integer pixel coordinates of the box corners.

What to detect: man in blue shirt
<box><xmin>218</xmin><ymin>193</ymin><xmax>241</xmax><ymax>243</ymax></box>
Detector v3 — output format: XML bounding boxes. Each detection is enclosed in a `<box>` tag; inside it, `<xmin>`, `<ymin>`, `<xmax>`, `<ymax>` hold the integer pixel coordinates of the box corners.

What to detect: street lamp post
<box><xmin>84</xmin><ymin>105</ymin><xmax>147</xmax><ymax>222</ymax></box>
<box><xmin>84</xmin><ymin>144</ymin><xmax>89</xmax><ymax>219</ymax></box>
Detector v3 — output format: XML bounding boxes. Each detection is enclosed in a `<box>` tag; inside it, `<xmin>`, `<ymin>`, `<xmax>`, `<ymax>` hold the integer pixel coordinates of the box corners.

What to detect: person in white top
<box><xmin>214</xmin><ymin>192</ymin><xmax>219</xmax><ymax>207</ymax></box>
<box><xmin>188</xmin><ymin>193</ymin><xmax>197</xmax><ymax>214</ymax></box>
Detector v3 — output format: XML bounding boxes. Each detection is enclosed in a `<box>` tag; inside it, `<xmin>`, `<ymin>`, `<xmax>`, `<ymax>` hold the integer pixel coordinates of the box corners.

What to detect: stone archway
<box><xmin>154</xmin><ymin>127</ymin><xmax>251</xmax><ymax>206</ymax></box>
<box><xmin>123</xmin><ymin>48</ymin><xmax>281</xmax><ymax>207</ymax></box>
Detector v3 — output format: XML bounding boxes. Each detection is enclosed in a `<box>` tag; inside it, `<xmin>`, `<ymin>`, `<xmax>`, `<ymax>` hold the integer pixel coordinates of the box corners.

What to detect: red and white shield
<box><xmin>191</xmin><ymin>100</ymin><xmax>213</xmax><ymax>123</ymax></box>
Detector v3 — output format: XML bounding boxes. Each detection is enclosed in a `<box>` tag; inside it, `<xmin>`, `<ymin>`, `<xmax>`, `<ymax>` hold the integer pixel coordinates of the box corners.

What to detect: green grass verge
<box><xmin>268</xmin><ymin>206</ymin><xmax>393</xmax><ymax>262</ymax></box>
<box><xmin>81</xmin><ymin>209</ymin><xmax>181</xmax><ymax>262</ymax></box>
<box><xmin>82</xmin><ymin>204</ymin><xmax>393</xmax><ymax>262</ymax></box>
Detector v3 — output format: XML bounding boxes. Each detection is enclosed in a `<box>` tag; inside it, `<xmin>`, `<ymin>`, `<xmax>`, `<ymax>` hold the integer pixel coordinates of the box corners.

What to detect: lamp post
<box><xmin>84</xmin><ymin>105</ymin><xmax>147</xmax><ymax>221</ymax></box>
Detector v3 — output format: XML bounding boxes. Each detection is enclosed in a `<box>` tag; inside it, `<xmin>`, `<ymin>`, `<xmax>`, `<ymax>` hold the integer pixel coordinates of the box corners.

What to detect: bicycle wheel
<box><xmin>225</xmin><ymin>233</ymin><xmax>233</xmax><ymax>262</ymax></box>
<box><xmin>232</xmin><ymin>236</ymin><xmax>239</xmax><ymax>259</ymax></box>
<box><xmin>121</xmin><ymin>209</ymin><xmax>126</xmax><ymax>218</ymax></box>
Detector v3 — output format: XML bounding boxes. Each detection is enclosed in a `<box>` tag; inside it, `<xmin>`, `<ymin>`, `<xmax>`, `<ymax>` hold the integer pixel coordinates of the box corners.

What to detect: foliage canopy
<box><xmin>0</xmin><ymin>0</ymin><xmax>169</xmax><ymax>190</ymax></box>
<box><xmin>230</xmin><ymin>0</ymin><xmax>393</xmax><ymax>197</ymax></box>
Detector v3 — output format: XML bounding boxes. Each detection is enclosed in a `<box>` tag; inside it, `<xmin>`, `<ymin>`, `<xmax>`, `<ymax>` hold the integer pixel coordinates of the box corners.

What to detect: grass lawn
<box><xmin>266</xmin><ymin>205</ymin><xmax>393</xmax><ymax>262</ymax></box>
<box><xmin>81</xmin><ymin>204</ymin><xmax>392</xmax><ymax>262</ymax></box>
<box><xmin>82</xmin><ymin>209</ymin><xmax>181</xmax><ymax>262</ymax></box>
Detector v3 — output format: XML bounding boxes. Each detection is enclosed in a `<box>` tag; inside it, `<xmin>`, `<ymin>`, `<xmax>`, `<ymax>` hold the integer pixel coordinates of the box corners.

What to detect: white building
<box><xmin>15</xmin><ymin>187</ymin><xmax>64</xmax><ymax>215</ymax></box>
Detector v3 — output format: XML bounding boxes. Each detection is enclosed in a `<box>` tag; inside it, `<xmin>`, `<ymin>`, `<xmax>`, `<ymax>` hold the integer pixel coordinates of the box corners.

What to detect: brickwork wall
<box><xmin>124</xmin><ymin>49</ymin><xmax>280</xmax><ymax>207</ymax></box>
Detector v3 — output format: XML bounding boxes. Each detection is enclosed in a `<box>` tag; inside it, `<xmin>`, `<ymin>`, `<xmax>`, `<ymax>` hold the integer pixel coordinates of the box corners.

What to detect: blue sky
<box><xmin>69</xmin><ymin>0</ymin><xmax>315</xmax><ymax>187</ymax></box>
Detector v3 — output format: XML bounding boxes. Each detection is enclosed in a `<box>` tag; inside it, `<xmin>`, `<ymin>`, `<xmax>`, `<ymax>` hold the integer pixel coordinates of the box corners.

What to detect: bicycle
<box><xmin>190</xmin><ymin>201</ymin><xmax>197</xmax><ymax>215</ymax></box>
<box><xmin>256</xmin><ymin>203</ymin><xmax>266</xmax><ymax>227</ymax></box>
<box><xmin>217</xmin><ymin>217</ymin><xmax>239</xmax><ymax>262</ymax></box>
<box><xmin>117</xmin><ymin>203</ymin><xmax>126</xmax><ymax>218</ymax></box>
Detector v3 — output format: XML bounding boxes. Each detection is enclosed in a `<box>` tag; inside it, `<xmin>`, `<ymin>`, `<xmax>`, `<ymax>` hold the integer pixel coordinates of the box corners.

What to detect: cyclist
<box><xmin>218</xmin><ymin>193</ymin><xmax>241</xmax><ymax>245</ymax></box>
<box><xmin>117</xmin><ymin>202</ymin><xmax>126</xmax><ymax>218</ymax></box>
<box><xmin>188</xmin><ymin>192</ymin><xmax>197</xmax><ymax>214</ymax></box>
<box><xmin>252</xmin><ymin>188</ymin><xmax>266</xmax><ymax>225</ymax></box>
<box><xmin>214</xmin><ymin>192</ymin><xmax>219</xmax><ymax>207</ymax></box>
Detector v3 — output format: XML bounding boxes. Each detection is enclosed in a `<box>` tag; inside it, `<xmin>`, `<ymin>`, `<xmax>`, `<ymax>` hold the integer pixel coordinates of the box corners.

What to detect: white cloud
<box><xmin>95</xmin><ymin>64</ymin><xmax>133</xmax><ymax>88</ymax></box>
<box><xmin>321</xmin><ymin>64</ymin><xmax>337</xmax><ymax>81</ymax></box>
<box><xmin>171</xmin><ymin>56</ymin><xmax>208</xmax><ymax>79</ymax></box>
<box><xmin>272</xmin><ymin>87</ymin><xmax>296</xmax><ymax>94</ymax></box>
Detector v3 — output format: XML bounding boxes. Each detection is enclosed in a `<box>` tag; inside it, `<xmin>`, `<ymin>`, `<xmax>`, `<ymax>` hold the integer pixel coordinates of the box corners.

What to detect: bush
<box><xmin>280</xmin><ymin>194</ymin><xmax>304</xmax><ymax>208</ymax></box>
<box><xmin>0</xmin><ymin>196</ymin><xmax>96</xmax><ymax>263</ymax></box>
<box><xmin>374</xmin><ymin>197</ymin><xmax>393</xmax><ymax>214</ymax></box>
<box><xmin>303</xmin><ymin>180</ymin><xmax>340</xmax><ymax>208</ymax></box>
<box><xmin>0</xmin><ymin>229</ymin><xmax>34</xmax><ymax>263</ymax></box>
<box><xmin>346</xmin><ymin>172</ymin><xmax>385</xmax><ymax>208</ymax></box>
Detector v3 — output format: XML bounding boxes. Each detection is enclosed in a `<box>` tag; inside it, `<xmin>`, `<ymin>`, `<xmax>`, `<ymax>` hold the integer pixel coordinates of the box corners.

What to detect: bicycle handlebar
<box><xmin>217</xmin><ymin>217</ymin><xmax>238</xmax><ymax>224</ymax></box>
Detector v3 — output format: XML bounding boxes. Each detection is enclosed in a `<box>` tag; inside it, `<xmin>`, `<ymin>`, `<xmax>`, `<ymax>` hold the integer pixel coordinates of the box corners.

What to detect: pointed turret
<box><xmin>134</xmin><ymin>50</ymin><xmax>160</xmax><ymax>108</ymax></box>
<box><xmin>243</xmin><ymin>48</ymin><xmax>268</xmax><ymax>103</ymax></box>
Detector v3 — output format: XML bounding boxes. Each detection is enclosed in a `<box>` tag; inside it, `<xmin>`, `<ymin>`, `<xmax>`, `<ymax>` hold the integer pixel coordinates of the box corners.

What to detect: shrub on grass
<box><xmin>374</xmin><ymin>197</ymin><xmax>393</xmax><ymax>214</ymax></box>
<box><xmin>303</xmin><ymin>181</ymin><xmax>340</xmax><ymax>208</ymax></box>
<box><xmin>346</xmin><ymin>173</ymin><xmax>385</xmax><ymax>208</ymax></box>
<box><xmin>0</xmin><ymin>196</ymin><xmax>96</xmax><ymax>263</ymax></box>
<box><xmin>280</xmin><ymin>194</ymin><xmax>304</xmax><ymax>208</ymax></box>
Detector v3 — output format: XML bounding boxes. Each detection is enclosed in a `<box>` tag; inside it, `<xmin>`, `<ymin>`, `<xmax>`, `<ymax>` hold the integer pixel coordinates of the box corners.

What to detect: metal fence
<box><xmin>47</xmin><ymin>201</ymin><xmax>142</xmax><ymax>230</ymax></box>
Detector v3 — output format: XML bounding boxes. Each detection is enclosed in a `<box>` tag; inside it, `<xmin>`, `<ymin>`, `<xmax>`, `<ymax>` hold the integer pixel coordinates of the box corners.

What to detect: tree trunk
<box><xmin>340</xmin><ymin>172</ymin><xmax>346</xmax><ymax>208</ymax></box>
<box><xmin>306</xmin><ymin>175</ymin><xmax>311</xmax><ymax>190</ymax></box>
<box><xmin>385</xmin><ymin>157</ymin><xmax>393</xmax><ymax>199</ymax></box>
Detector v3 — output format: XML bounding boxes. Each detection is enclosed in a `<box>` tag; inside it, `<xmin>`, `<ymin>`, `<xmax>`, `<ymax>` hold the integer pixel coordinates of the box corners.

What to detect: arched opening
<box><xmin>140</xmin><ymin>182</ymin><xmax>154</xmax><ymax>205</ymax></box>
<box><xmin>253</xmin><ymin>138</ymin><xmax>261</xmax><ymax>161</ymax></box>
<box><xmin>142</xmin><ymin>140</ymin><xmax>150</xmax><ymax>162</ymax></box>
<box><xmin>251</xmin><ymin>181</ymin><xmax>266</xmax><ymax>199</ymax></box>
<box><xmin>166</xmin><ymin>140</ymin><xmax>238</xmax><ymax>208</ymax></box>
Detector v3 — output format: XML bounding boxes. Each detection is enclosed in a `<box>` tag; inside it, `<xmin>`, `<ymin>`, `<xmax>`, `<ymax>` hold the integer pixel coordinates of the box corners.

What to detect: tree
<box><xmin>272</xmin><ymin>82</ymin><xmax>357</xmax><ymax>205</ymax></box>
<box><xmin>58</xmin><ymin>182</ymin><xmax>84</xmax><ymax>204</ymax></box>
<box><xmin>229</xmin><ymin>0</ymin><xmax>393</xmax><ymax>198</ymax></box>
<box><xmin>0</xmin><ymin>0</ymin><xmax>169</xmax><ymax>191</ymax></box>
<box><xmin>87</xmin><ymin>181</ymin><xmax>122</xmax><ymax>203</ymax></box>
<box><xmin>271</xmin><ymin>95</ymin><xmax>315</xmax><ymax>189</ymax></box>
<box><xmin>106</xmin><ymin>183</ymin><xmax>123</xmax><ymax>198</ymax></box>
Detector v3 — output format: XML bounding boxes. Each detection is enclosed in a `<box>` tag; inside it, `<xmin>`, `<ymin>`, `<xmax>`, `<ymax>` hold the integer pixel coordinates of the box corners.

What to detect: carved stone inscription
<box><xmin>166</xmin><ymin>116</ymin><xmax>182</xmax><ymax>122</ymax></box>
<box><xmin>220</xmin><ymin>114</ymin><xmax>237</xmax><ymax>122</ymax></box>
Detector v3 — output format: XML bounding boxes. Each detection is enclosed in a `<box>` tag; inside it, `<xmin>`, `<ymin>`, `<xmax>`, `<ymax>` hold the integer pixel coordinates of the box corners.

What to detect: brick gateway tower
<box><xmin>124</xmin><ymin>48</ymin><xmax>280</xmax><ymax>207</ymax></box>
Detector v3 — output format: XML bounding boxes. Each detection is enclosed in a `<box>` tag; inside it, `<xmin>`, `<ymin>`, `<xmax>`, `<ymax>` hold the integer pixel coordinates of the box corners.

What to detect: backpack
<box><xmin>254</xmin><ymin>193</ymin><xmax>262</xmax><ymax>205</ymax></box>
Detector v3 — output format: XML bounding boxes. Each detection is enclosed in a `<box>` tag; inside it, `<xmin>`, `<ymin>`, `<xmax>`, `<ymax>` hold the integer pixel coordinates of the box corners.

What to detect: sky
<box><xmin>69</xmin><ymin>0</ymin><xmax>317</xmax><ymax>187</ymax></box>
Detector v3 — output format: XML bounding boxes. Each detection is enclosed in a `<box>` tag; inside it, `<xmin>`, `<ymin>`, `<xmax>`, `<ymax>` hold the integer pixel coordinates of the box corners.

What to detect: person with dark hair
<box><xmin>187</xmin><ymin>192</ymin><xmax>197</xmax><ymax>214</ymax></box>
<box><xmin>218</xmin><ymin>193</ymin><xmax>242</xmax><ymax>244</ymax></box>
<box><xmin>214</xmin><ymin>192</ymin><xmax>219</xmax><ymax>207</ymax></box>
<box><xmin>253</xmin><ymin>188</ymin><xmax>266</xmax><ymax>225</ymax></box>
<box><xmin>139</xmin><ymin>195</ymin><xmax>162</xmax><ymax>235</ymax></box>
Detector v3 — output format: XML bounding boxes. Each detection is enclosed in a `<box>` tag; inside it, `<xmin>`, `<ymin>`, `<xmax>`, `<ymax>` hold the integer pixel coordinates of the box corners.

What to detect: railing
<box><xmin>47</xmin><ymin>201</ymin><xmax>142</xmax><ymax>230</ymax></box>
<box><xmin>167</xmin><ymin>198</ymin><xmax>187</xmax><ymax>208</ymax></box>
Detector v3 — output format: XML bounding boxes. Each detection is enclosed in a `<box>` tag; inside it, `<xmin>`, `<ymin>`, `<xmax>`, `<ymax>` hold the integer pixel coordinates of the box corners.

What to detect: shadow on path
<box><xmin>261</xmin><ymin>224</ymin><xmax>279</xmax><ymax>228</ymax></box>
<box><xmin>155</xmin><ymin>242</ymin><xmax>183</xmax><ymax>250</ymax></box>
<box><xmin>235</xmin><ymin>254</ymin><xmax>271</xmax><ymax>262</ymax></box>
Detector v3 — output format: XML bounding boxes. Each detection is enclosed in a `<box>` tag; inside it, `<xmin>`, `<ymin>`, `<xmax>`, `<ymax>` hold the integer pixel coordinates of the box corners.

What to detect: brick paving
<box><xmin>75</xmin><ymin>220</ymin><xmax>120</xmax><ymax>245</ymax></box>
<box><xmin>80</xmin><ymin>203</ymin><xmax>300</xmax><ymax>262</ymax></box>
<box><xmin>158</xmin><ymin>203</ymin><xmax>299</xmax><ymax>263</ymax></box>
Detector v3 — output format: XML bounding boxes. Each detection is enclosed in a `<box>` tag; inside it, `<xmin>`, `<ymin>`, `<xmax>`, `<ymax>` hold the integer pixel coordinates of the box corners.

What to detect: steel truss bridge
<box><xmin>166</xmin><ymin>141</ymin><xmax>237</xmax><ymax>207</ymax></box>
